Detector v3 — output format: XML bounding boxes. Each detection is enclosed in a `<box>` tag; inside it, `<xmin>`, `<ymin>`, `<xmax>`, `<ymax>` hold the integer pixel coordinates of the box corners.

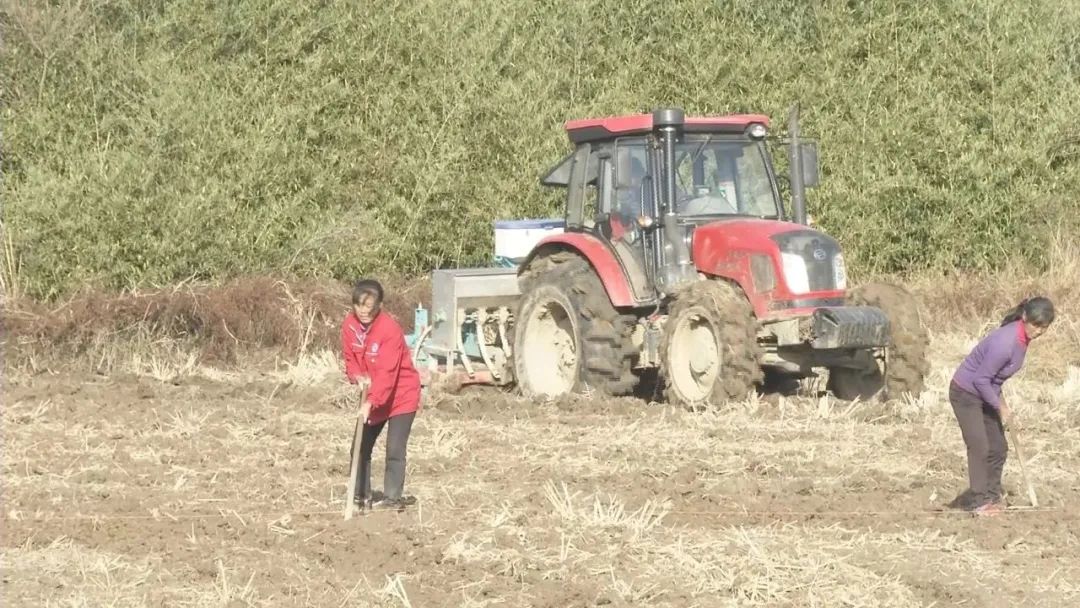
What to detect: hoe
<box><xmin>405</xmin><ymin>106</ymin><xmax>930</xmax><ymax>406</ymax></box>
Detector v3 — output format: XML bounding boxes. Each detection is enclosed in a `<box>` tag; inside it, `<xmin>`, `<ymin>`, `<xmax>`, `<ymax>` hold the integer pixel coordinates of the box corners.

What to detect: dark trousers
<box><xmin>949</xmin><ymin>383</ymin><xmax>1008</xmax><ymax>505</ymax></box>
<box><xmin>354</xmin><ymin>412</ymin><xmax>415</xmax><ymax>501</ymax></box>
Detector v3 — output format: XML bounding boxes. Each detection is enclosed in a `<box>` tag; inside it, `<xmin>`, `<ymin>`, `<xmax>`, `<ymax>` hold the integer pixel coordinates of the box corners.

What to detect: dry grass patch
<box><xmin>3</xmin><ymin>304</ymin><xmax>1079</xmax><ymax>606</ymax></box>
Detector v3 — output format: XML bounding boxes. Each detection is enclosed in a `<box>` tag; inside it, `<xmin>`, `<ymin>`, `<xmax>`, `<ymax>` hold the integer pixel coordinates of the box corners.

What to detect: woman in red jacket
<box><xmin>341</xmin><ymin>279</ymin><xmax>422</xmax><ymax>511</ymax></box>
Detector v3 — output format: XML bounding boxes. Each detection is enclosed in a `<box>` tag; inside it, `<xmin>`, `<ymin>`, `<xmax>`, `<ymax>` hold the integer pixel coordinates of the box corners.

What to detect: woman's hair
<box><xmin>351</xmin><ymin>279</ymin><xmax>384</xmax><ymax>306</ymax></box>
<box><xmin>1000</xmin><ymin>296</ymin><xmax>1055</xmax><ymax>327</ymax></box>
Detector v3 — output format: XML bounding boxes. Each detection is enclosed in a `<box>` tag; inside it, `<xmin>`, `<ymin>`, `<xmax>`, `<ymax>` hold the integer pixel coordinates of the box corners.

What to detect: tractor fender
<box><xmin>518</xmin><ymin>233</ymin><xmax>636</xmax><ymax>308</ymax></box>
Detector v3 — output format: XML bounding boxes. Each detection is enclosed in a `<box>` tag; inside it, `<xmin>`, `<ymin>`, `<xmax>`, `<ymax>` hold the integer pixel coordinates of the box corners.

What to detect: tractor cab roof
<box><xmin>541</xmin><ymin>111</ymin><xmax>771</xmax><ymax>187</ymax></box>
<box><xmin>564</xmin><ymin>112</ymin><xmax>770</xmax><ymax>144</ymax></box>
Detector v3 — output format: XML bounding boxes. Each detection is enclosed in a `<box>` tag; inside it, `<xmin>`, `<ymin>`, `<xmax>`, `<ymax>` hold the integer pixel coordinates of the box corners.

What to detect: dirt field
<box><xmin>3</xmin><ymin>328</ymin><xmax>1079</xmax><ymax>607</ymax></box>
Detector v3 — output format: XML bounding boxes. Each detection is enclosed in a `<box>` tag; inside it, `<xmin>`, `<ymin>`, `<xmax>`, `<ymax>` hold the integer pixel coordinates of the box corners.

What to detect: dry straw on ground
<box><xmin>3</xmin><ymin>265</ymin><xmax>1079</xmax><ymax>606</ymax></box>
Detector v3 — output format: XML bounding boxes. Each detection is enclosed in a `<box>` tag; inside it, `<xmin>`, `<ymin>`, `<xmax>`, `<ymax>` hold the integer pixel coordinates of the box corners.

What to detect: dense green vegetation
<box><xmin>3</xmin><ymin>0</ymin><xmax>1079</xmax><ymax>299</ymax></box>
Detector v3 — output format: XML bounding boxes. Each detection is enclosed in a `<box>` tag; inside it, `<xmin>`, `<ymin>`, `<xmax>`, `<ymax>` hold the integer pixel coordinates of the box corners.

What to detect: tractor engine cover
<box><xmin>808</xmin><ymin>306</ymin><xmax>891</xmax><ymax>350</ymax></box>
<box><xmin>689</xmin><ymin>218</ymin><xmax>849</xmax><ymax>319</ymax></box>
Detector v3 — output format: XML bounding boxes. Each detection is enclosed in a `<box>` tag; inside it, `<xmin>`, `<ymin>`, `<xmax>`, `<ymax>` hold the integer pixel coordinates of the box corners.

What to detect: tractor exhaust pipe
<box><xmin>654</xmin><ymin>107</ymin><xmax>683</xmax><ymax>225</ymax></box>
<box><xmin>787</xmin><ymin>104</ymin><xmax>808</xmax><ymax>226</ymax></box>
<box><xmin>653</xmin><ymin>107</ymin><xmax>695</xmax><ymax>292</ymax></box>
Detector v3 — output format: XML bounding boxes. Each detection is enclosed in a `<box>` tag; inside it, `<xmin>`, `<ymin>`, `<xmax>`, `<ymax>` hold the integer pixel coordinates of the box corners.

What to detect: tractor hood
<box><xmin>690</xmin><ymin>218</ymin><xmax>847</xmax><ymax>305</ymax></box>
<box><xmin>691</xmin><ymin>218</ymin><xmax>829</xmax><ymax>260</ymax></box>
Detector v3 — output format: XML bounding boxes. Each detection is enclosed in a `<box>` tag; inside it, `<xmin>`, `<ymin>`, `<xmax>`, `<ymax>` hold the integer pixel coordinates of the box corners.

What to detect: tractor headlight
<box><xmin>781</xmin><ymin>252</ymin><xmax>810</xmax><ymax>294</ymax></box>
<box><xmin>747</xmin><ymin>123</ymin><xmax>768</xmax><ymax>140</ymax></box>
<box><xmin>833</xmin><ymin>253</ymin><xmax>847</xmax><ymax>290</ymax></box>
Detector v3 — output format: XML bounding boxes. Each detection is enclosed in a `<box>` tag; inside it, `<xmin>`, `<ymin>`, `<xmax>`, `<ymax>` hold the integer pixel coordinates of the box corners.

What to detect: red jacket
<box><xmin>340</xmin><ymin>311</ymin><xmax>421</xmax><ymax>425</ymax></box>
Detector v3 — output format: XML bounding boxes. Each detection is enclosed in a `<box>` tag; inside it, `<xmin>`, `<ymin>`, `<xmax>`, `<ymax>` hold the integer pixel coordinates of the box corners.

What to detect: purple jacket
<box><xmin>951</xmin><ymin>321</ymin><xmax>1029</xmax><ymax>409</ymax></box>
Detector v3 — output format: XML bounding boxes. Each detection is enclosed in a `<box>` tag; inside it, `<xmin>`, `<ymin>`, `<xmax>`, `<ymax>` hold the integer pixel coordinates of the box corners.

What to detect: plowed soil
<box><xmin>3</xmin><ymin>332</ymin><xmax>1079</xmax><ymax>607</ymax></box>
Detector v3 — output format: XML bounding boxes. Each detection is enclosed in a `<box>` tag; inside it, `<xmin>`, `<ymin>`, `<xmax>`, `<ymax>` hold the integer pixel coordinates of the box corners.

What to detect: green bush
<box><xmin>3</xmin><ymin>0</ymin><xmax>1079</xmax><ymax>299</ymax></box>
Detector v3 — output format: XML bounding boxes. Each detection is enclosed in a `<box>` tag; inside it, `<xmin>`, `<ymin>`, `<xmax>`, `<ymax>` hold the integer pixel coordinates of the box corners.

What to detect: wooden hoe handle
<box><xmin>344</xmin><ymin>385</ymin><xmax>369</xmax><ymax>520</ymax></box>
<box><xmin>1007</xmin><ymin>424</ymin><xmax>1039</xmax><ymax>508</ymax></box>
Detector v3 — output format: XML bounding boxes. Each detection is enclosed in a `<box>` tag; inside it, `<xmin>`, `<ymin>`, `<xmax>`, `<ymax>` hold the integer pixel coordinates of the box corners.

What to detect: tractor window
<box><xmin>734</xmin><ymin>146</ymin><xmax>776</xmax><ymax>216</ymax></box>
<box><xmin>598</xmin><ymin>157</ymin><xmax>615</xmax><ymax>214</ymax></box>
<box><xmin>614</xmin><ymin>141</ymin><xmax>649</xmax><ymax>217</ymax></box>
<box><xmin>566</xmin><ymin>144</ymin><xmax>603</xmax><ymax>229</ymax></box>
<box><xmin>674</xmin><ymin>138</ymin><xmax>780</xmax><ymax>218</ymax></box>
<box><xmin>604</xmin><ymin>141</ymin><xmax>651</xmax><ymax>245</ymax></box>
<box><xmin>583</xmin><ymin>179</ymin><xmax>598</xmax><ymax>229</ymax></box>
<box><xmin>581</xmin><ymin>150</ymin><xmax>611</xmax><ymax>229</ymax></box>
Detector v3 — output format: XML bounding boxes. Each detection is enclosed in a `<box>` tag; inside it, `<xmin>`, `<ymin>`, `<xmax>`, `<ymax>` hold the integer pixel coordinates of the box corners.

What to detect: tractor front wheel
<box><xmin>827</xmin><ymin>282</ymin><xmax>930</xmax><ymax>401</ymax></box>
<box><xmin>661</xmin><ymin>280</ymin><xmax>762</xmax><ymax>408</ymax></box>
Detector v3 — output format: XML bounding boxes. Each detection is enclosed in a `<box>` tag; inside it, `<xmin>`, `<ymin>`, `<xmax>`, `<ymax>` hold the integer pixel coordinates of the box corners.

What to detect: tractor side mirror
<box><xmin>799</xmin><ymin>141</ymin><xmax>819</xmax><ymax>189</ymax></box>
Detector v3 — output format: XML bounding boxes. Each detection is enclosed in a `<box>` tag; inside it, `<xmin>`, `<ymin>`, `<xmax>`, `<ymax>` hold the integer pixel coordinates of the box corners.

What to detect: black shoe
<box><xmin>947</xmin><ymin>490</ymin><xmax>978</xmax><ymax>510</ymax></box>
<box><xmin>370</xmin><ymin>497</ymin><xmax>406</xmax><ymax>511</ymax></box>
<box><xmin>371</xmin><ymin>496</ymin><xmax>417</xmax><ymax>511</ymax></box>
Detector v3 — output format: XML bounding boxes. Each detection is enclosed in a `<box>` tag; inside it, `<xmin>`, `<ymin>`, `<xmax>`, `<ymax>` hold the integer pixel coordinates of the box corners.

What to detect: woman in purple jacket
<box><xmin>949</xmin><ymin>297</ymin><xmax>1055</xmax><ymax>516</ymax></box>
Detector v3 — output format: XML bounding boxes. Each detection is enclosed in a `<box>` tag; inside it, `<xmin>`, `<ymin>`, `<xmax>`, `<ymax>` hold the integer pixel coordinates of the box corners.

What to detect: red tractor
<box><xmin>408</xmin><ymin>106</ymin><xmax>929</xmax><ymax>406</ymax></box>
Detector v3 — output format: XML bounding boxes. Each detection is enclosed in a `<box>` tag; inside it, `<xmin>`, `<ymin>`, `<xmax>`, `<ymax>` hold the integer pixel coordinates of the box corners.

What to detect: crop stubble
<box><xmin>2</xmin><ymin>334</ymin><xmax>1079</xmax><ymax>607</ymax></box>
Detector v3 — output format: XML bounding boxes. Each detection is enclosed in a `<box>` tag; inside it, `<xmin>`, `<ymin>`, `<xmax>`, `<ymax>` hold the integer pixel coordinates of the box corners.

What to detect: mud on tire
<box><xmin>661</xmin><ymin>280</ymin><xmax>763</xmax><ymax>408</ymax></box>
<box><xmin>513</xmin><ymin>251</ymin><xmax>636</xmax><ymax>398</ymax></box>
<box><xmin>828</xmin><ymin>282</ymin><xmax>930</xmax><ymax>401</ymax></box>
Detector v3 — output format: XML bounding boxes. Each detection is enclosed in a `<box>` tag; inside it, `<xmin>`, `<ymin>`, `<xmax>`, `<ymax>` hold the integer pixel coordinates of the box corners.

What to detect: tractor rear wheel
<box><xmin>513</xmin><ymin>252</ymin><xmax>636</xmax><ymax>398</ymax></box>
<box><xmin>661</xmin><ymin>280</ymin><xmax>762</xmax><ymax>408</ymax></box>
<box><xmin>827</xmin><ymin>282</ymin><xmax>930</xmax><ymax>401</ymax></box>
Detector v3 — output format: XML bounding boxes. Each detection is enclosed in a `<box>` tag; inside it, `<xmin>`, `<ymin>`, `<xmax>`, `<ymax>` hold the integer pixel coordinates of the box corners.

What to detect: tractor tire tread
<box><xmin>829</xmin><ymin>282</ymin><xmax>930</xmax><ymax>400</ymax></box>
<box><xmin>516</xmin><ymin>251</ymin><xmax>637</xmax><ymax>396</ymax></box>
<box><xmin>661</xmin><ymin>280</ymin><xmax>763</xmax><ymax>407</ymax></box>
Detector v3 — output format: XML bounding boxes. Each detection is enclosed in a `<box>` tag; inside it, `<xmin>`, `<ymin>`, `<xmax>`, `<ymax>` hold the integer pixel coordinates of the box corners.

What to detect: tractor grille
<box><xmin>810</xmin><ymin>306</ymin><xmax>891</xmax><ymax>349</ymax></box>
<box><xmin>772</xmin><ymin>230</ymin><xmax>843</xmax><ymax>292</ymax></box>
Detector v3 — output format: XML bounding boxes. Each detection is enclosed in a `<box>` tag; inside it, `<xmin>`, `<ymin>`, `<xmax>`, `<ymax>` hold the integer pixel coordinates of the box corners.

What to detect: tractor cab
<box><xmin>538</xmin><ymin>108</ymin><xmax>824</xmax><ymax>308</ymax></box>
<box><xmin>542</xmin><ymin>113</ymin><xmax>785</xmax><ymax>221</ymax></box>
